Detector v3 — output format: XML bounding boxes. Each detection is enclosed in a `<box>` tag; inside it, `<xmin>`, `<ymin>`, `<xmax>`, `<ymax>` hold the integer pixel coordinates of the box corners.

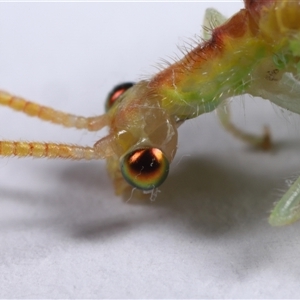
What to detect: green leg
<box><xmin>216</xmin><ymin>100</ymin><xmax>271</xmax><ymax>150</ymax></box>
<box><xmin>269</xmin><ymin>176</ymin><xmax>300</xmax><ymax>226</ymax></box>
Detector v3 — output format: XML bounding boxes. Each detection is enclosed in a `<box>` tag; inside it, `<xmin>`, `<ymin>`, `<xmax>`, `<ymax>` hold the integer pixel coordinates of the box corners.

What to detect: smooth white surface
<box><xmin>0</xmin><ymin>2</ymin><xmax>300</xmax><ymax>298</ymax></box>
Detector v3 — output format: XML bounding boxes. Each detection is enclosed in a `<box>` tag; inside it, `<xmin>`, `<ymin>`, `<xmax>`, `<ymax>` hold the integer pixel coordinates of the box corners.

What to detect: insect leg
<box><xmin>216</xmin><ymin>100</ymin><xmax>271</xmax><ymax>150</ymax></box>
<box><xmin>269</xmin><ymin>176</ymin><xmax>300</xmax><ymax>226</ymax></box>
<box><xmin>0</xmin><ymin>90</ymin><xmax>109</xmax><ymax>131</ymax></box>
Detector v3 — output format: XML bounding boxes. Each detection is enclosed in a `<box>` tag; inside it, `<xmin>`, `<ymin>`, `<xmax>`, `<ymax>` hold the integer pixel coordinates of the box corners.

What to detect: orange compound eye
<box><xmin>105</xmin><ymin>82</ymin><xmax>135</xmax><ymax>111</ymax></box>
<box><xmin>120</xmin><ymin>147</ymin><xmax>169</xmax><ymax>191</ymax></box>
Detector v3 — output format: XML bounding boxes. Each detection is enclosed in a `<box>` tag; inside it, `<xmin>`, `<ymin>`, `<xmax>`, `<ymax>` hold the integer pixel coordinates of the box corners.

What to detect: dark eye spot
<box><xmin>105</xmin><ymin>82</ymin><xmax>135</xmax><ymax>111</ymax></box>
<box><xmin>120</xmin><ymin>147</ymin><xmax>169</xmax><ymax>190</ymax></box>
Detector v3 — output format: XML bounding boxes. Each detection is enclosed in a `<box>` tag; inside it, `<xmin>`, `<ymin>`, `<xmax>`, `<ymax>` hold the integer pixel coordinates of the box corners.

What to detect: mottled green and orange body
<box><xmin>151</xmin><ymin>0</ymin><xmax>300</xmax><ymax>119</ymax></box>
<box><xmin>1</xmin><ymin>0</ymin><xmax>300</xmax><ymax>225</ymax></box>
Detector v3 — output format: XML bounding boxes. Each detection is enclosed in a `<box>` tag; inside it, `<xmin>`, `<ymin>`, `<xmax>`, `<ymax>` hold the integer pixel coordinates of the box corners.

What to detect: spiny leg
<box><xmin>0</xmin><ymin>90</ymin><xmax>109</xmax><ymax>131</ymax></box>
<box><xmin>216</xmin><ymin>100</ymin><xmax>272</xmax><ymax>150</ymax></box>
<box><xmin>269</xmin><ymin>175</ymin><xmax>300</xmax><ymax>226</ymax></box>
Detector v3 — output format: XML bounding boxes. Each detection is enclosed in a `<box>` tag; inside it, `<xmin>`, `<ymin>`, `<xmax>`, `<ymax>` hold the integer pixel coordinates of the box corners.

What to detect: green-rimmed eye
<box><xmin>105</xmin><ymin>82</ymin><xmax>134</xmax><ymax>111</ymax></box>
<box><xmin>120</xmin><ymin>147</ymin><xmax>169</xmax><ymax>190</ymax></box>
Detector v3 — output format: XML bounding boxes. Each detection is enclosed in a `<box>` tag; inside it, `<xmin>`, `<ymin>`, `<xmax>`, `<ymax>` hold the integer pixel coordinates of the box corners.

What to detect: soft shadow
<box><xmin>141</xmin><ymin>156</ymin><xmax>279</xmax><ymax>235</ymax></box>
<box><xmin>0</xmin><ymin>154</ymin><xmax>286</xmax><ymax>240</ymax></box>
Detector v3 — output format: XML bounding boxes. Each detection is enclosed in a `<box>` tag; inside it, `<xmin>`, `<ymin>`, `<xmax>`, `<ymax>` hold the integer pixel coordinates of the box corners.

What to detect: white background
<box><xmin>0</xmin><ymin>2</ymin><xmax>300</xmax><ymax>298</ymax></box>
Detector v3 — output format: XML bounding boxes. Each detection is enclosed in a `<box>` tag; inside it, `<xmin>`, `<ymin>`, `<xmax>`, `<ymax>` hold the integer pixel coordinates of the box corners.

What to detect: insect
<box><xmin>1</xmin><ymin>0</ymin><xmax>300</xmax><ymax>226</ymax></box>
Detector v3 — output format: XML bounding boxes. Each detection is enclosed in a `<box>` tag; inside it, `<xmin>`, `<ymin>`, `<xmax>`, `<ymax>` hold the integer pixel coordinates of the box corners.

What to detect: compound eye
<box><xmin>105</xmin><ymin>82</ymin><xmax>135</xmax><ymax>111</ymax></box>
<box><xmin>121</xmin><ymin>147</ymin><xmax>169</xmax><ymax>190</ymax></box>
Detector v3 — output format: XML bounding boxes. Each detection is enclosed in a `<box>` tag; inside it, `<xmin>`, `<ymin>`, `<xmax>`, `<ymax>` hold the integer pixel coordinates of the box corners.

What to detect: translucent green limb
<box><xmin>269</xmin><ymin>176</ymin><xmax>300</xmax><ymax>226</ymax></box>
<box><xmin>216</xmin><ymin>100</ymin><xmax>271</xmax><ymax>150</ymax></box>
<box><xmin>202</xmin><ymin>8</ymin><xmax>227</xmax><ymax>40</ymax></box>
